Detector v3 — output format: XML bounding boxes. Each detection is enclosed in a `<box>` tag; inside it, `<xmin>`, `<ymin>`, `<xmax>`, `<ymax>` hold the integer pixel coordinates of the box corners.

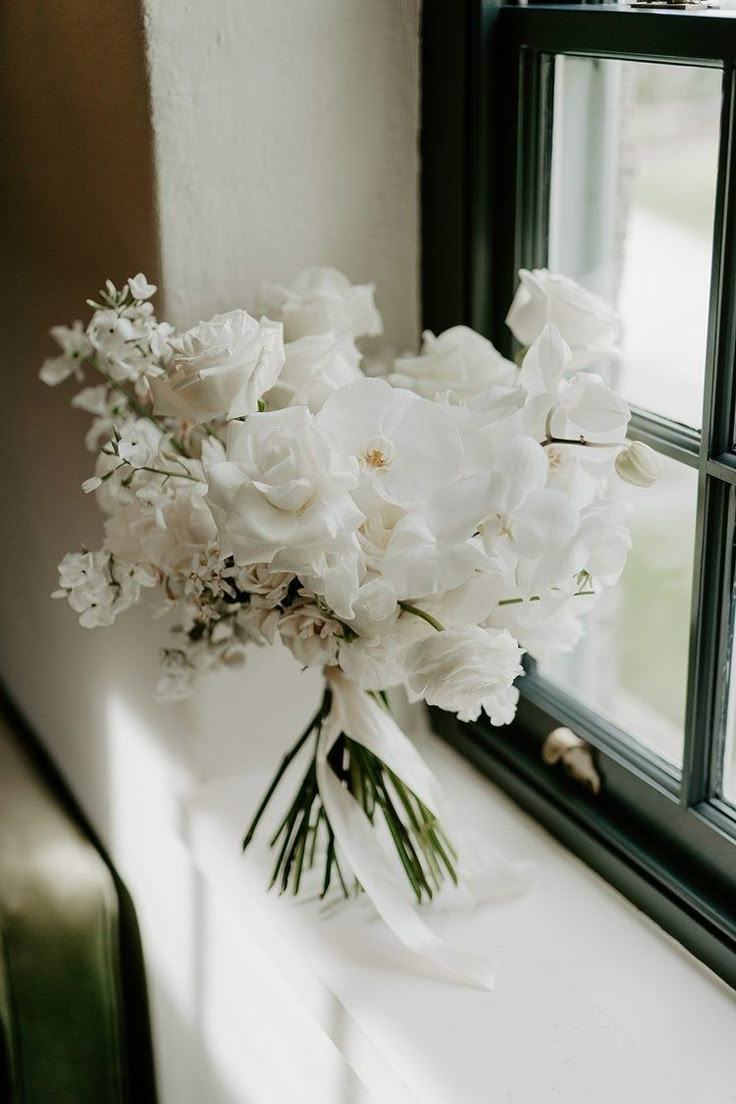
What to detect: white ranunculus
<box><xmin>390</xmin><ymin>326</ymin><xmax>517</xmax><ymax>401</ymax></box>
<box><xmin>506</xmin><ymin>269</ymin><xmax>619</xmax><ymax>369</ymax></box>
<box><xmin>279</xmin><ymin>603</ymin><xmax>342</xmax><ymax>667</ymax></box>
<box><xmin>479</xmin><ymin>686</ymin><xmax>520</xmax><ymax>727</ymax></box>
<box><xmin>204</xmin><ymin>406</ymin><xmax>363</xmax><ymax>572</ymax></box>
<box><xmin>150</xmin><ymin>309</ymin><xmax>284</xmax><ymax>424</ymax></box>
<box><xmin>614</xmin><ymin>441</ymin><xmax>661</xmax><ymax>487</ymax></box>
<box><xmin>265</xmin><ymin>333</ymin><xmax>363</xmax><ymax>413</ymax></box>
<box><xmin>256</xmin><ymin>266</ymin><xmax>383</xmax><ymax>341</ymax></box>
<box><xmin>405</xmin><ymin>625</ymin><xmax>524</xmax><ymax>721</ymax></box>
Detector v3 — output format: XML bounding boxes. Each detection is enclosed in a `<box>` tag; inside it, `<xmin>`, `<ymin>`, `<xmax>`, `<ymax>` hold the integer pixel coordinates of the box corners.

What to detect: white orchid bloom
<box><xmin>423</xmin><ymin>436</ymin><xmax>579</xmax><ymax>571</ymax></box>
<box><xmin>519</xmin><ymin>497</ymin><xmax>631</xmax><ymax>596</ymax></box>
<box><xmin>380</xmin><ymin>513</ymin><xmax>489</xmax><ymax>600</ymax></box>
<box><xmin>506</xmin><ymin>268</ymin><xmax>620</xmax><ymax>369</ymax></box>
<box><xmin>316</xmin><ymin>376</ymin><xmax>465</xmax><ymax>511</ymax></box>
<box><xmin>519</xmin><ymin>323</ymin><xmax>630</xmax><ymax>444</ymax></box>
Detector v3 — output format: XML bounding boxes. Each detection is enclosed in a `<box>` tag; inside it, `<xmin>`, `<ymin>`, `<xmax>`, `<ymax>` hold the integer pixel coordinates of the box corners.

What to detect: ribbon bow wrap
<box><xmin>316</xmin><ymin>669</ymin><xmax>530</xmax><ymax>990</ymax></box>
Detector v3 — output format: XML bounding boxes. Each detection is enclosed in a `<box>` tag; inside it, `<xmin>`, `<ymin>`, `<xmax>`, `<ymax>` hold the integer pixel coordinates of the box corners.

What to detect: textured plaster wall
<box><xmin>0</xmin><ymin>2</ymin><xmax>420</xmax><ymax>1101</ymax></box>
<box><xmin>143</xmin><ymin>0</ymin><xmax>422</xmax><ymax>780</ymax></box>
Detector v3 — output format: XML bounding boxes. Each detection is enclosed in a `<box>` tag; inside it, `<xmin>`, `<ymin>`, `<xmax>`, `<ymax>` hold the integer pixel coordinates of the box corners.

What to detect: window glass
<box><xmin>538</xmin><ymin>454</ymin><xmax>698</xmax><ymax>766</ymax></box>
<box><xmin>548</xmin><ymin>56</ymin><xmax>721</xmax><ymax>429</ymax></box>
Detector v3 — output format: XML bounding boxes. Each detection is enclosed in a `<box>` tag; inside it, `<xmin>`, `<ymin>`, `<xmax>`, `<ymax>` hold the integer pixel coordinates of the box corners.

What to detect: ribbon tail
<box><xmin>316</xmin><ymin>719</ymin><xmax>496</xmax><ymax>991</ymax></box>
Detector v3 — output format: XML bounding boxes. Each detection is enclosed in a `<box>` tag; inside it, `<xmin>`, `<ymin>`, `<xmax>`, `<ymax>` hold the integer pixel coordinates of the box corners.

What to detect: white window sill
<box><xmin>187</xmin><ymin>712</ymin><xmax>736</xmax><ymax>1104</ymax></box>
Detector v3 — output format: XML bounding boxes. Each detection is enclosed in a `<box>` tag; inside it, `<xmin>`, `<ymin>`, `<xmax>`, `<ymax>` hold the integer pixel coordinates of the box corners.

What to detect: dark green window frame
<box><xmin>422</xmin><ymin>0</ymin><xmax>736</xmax><ymax>987</ymax></box>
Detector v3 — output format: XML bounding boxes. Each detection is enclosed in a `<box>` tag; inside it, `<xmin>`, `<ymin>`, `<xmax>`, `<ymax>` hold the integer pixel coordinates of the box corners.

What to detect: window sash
<box><xmin>422</xmin><ymin>0</ymin><xmax>736</xmax><ymax>987</ymax></box>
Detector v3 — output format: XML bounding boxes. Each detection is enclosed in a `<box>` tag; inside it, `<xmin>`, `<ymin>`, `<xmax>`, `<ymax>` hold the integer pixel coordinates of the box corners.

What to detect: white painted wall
<box><xmin>143</xmin><ymin>0</ymin><xmax>421</xmax><ymax>783</ymax></box>
<box><xmin>0</xmin><ymin>2</ymin><xmax>420</xmax><ymax>1101</ymax></box>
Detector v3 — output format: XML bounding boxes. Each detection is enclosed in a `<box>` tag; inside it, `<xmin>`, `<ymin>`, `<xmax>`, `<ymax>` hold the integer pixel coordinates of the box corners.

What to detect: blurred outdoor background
<box><xmin>543</xmin><ymin>56</ymin><xmax>735</xmax><ymax>803</ymax></box>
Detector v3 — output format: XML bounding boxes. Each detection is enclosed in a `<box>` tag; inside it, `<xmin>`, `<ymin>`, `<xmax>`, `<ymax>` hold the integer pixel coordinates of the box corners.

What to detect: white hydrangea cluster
<box><xmin>43</xmin><ymin>265</ymin><xmax>659</xmax><ymax>721</ymax></box>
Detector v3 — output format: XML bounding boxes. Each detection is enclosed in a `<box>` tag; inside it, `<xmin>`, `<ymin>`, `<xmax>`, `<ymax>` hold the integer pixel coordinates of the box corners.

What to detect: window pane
<box><xmin>538</xmin><ymin>454</ymin><xmax>698</xmax><ymax>766</ymax></box>
<box><xmin>549</xmin><ymin>56</ymin><xmax>721</xmax><ymax>429</ymax></box>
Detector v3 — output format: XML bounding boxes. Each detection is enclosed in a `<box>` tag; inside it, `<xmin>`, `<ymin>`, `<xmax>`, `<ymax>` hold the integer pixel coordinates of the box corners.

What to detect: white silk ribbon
<box><xmin>315</xmin><ymin>671</ymin><xmax>527</xmax><ymax>991</ymax></box>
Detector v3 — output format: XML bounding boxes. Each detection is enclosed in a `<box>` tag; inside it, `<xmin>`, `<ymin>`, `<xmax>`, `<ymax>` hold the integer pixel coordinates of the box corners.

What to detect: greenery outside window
<box><xmin>422</xmin><ymin>0</ymin><xmax>736</xmax><ymax>988</ymax></box>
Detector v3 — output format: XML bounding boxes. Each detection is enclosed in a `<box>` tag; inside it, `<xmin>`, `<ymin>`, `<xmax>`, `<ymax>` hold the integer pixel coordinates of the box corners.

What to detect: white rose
<box><xmin>256</xmin><ymin>266</ymin><xmax>383</xmax><ymax>341</ymax></box>
<box><xmin>506</xmin><ymin>269</ymin><xmax>619</xmax><ymax>369</ymax></box>
<box><xmin>151</xmin><ymin>309</ymin><xmax>284</xmax><ymax>424</ymax></box>
<box><xmin>265</xmin><ymin>333</ymin><xmax>363</xmax><ymax>413</ymax></box>
<box><xmin>390</xmin><ymin>326</ymin><xmax>517</xmax><ymax>400</ymax></box>
<box><xmin>234</xmin><ymin>564</ymin><xmax>294</xmax><ymax>608</ymax></box>
<box><xmin>405</xmin><ymin>625</ymin><xmax>524</xmax><ymax>721</ymax></box>
<box><xmin>204</xmin><ymin>406</ymin><xmax>363</xmax><ymax>572</ymax></box>
<box><xmin>279</xmin><ymin>603</ymin><xmax>342</xmax><ymax>667</ymax></box>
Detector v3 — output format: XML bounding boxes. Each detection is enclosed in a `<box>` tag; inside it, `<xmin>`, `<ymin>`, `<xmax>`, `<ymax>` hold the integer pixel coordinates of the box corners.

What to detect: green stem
<box><xmin>398</xmin><ymin>602</ymin><xmax>445</xmax><ymax>633</ymax></box>
<box><xmin>497</xmin><ymin>588</ymin><xmax>594</xmax><ymax>608</ymax></box>
<box><xmin>133</xmin><ymin>464</ymin><xmax>200</xmax><ymax>482</ymax></box>
<box><xmin>243</xmin><ymin>699</ymin><xmax>327</xmax><ymax>851</ymax></box>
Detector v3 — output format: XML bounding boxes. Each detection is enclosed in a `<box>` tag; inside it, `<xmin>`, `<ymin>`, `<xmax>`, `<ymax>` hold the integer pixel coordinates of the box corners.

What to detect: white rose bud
<box><xmin>150</xmin><ymin>309</ymin><xmax>284</xmax><ymax>424</ymax></box>
<box><xmin>279</xmin><ymin>603</ymin><xmax>342</xmax><ymax>668</ymax></box>
<box><xmin>256</xmin><ymin>266</ymin><xmax>383</xmax><ymax>341</ymax></box>
<box><xmin>405</xmin><ymin>625</ymin><xmax>524</xmax><ymax>722</ymax></box>
<box><xmin>506</xmin><ymin>268</ymin><xmax>619</xmax><ymax>369</ymax></box>
<box><xmin>614</xmin><ymin>441</ymin><xmax>661</xmax><ymax>487</ymax></box>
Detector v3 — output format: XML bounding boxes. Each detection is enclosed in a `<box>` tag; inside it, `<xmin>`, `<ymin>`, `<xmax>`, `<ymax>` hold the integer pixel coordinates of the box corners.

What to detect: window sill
<box><xmin>187</xmin><ymin>712</ymin><xmax>736</xmax><ymax>1104</ymax></box>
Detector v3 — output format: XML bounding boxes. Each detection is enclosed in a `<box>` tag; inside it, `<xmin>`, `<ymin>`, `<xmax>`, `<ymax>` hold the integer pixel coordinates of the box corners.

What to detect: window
<box><xmin>422</xmin><ymin>0</ymin><xmax>736</xmax><ymax>988</ymax></box>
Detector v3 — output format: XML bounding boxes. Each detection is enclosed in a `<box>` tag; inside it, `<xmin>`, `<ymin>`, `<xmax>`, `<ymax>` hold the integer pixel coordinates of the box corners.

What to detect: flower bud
<box><xmin>615</xmin><ymin>441</ymin><xmax>661</xmax><ymax>487</ymax></box>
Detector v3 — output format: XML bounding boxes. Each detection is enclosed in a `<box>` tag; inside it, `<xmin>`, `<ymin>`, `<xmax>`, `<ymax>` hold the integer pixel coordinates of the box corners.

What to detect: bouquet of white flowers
<box><xmin>42</xmin><ymin>265</ymin><xmax>658</xmax><ymax>984</ymax></box>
